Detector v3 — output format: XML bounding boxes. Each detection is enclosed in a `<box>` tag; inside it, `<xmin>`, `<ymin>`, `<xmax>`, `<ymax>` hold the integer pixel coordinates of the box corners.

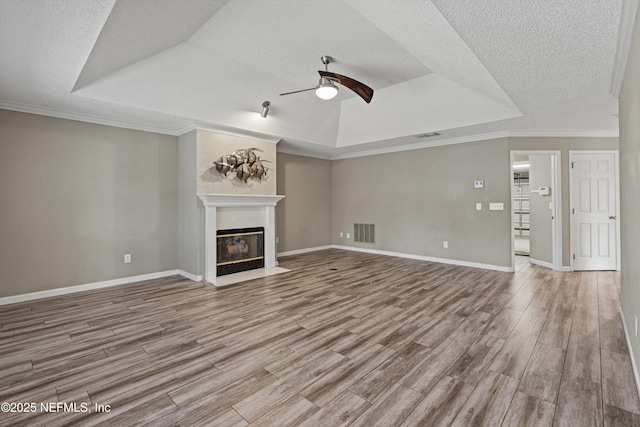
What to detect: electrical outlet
<box><xmin>340</xmin><ymin>232</ymin><xmax>343</xmax><ymax>238</ymax></box>
<box><xmin>124</xmin><ymin>254</ymin><xmax>131</xmax><ymax>264</ymax></box>
<box><xmin>443</xmin><ymin>241</ymin><xmax>448</xmax><ymax>249</ymax></box>
<box><xmin>346</xmin><ymin>232</ymin><xmax>350</xmax><ymax>239</ymax></box>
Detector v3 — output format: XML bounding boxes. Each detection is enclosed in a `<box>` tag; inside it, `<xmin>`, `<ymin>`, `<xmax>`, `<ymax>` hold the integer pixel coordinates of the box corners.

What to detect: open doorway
<box><xmin>513</xmin><ymin>155</ymin><xmax>530</xmax><ymax>256</ymax></box>
<box><xmin>511</xmin><ymin>151</ymin><xmax>562</xmax><ymax>271</ymax></box>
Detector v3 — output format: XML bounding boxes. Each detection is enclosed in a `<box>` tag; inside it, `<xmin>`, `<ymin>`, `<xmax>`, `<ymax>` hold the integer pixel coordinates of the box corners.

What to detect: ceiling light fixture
<box><xmin>260</xmin><ymin>101</ymin><xmax>270</xmax><ymax>118</ymax></box>
<box><xmin>315</xmin><ymin>77</ymin><xmax>338</xmax><ymax>100</ymax></box>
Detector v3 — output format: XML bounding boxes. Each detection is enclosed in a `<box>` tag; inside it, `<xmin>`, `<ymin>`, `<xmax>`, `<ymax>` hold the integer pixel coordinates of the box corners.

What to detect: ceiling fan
<box><xmin>280</xmin><ymin>56</ymin><xmax>374</xmax><ymax>104</ymax></box>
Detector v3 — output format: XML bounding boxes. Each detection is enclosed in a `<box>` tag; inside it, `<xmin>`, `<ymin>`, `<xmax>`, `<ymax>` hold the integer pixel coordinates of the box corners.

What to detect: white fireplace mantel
<box><xmin>198</xmin><ymin>194</ymin><xmax>285</xmax><ymax>286</ymax></box>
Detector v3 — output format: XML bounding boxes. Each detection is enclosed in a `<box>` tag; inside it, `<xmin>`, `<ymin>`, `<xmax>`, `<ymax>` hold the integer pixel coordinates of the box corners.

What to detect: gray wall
<box><xmin>0</xmin><ymin>110</ymin><xmax>178</xmax><ymax>298</ymax></box>
<box><xmin>276</xmin><ymin>153</ymin><xmax>332</xmax><ymax>253</ymax></box>
<box><xmin>178</xmin><ymin>130</ymin><xmax>200</xmax><ymax>276</ymax></box>
<box><xmin>0</xmin><ymin>113</ymin><xmax>623</xmax><ymax>299</ymax></box>
<box><xmin>508</xmin><ymin>137</ymin><xmax>619</xmax><ymax>266</ymax></box>
<box><xmin>331</xmin><ymin>138</ymin><xmax>512</xmax><ymax>267</ymax></box>
<box><xmin>619</xmin><ymin>11</ymin><xmax>640</xmax><ymax>388</ymax></box>
<box><xmin>529</xmin><ymin>154</ymin><xmax>553</xmax><ymax>264</ymax></box>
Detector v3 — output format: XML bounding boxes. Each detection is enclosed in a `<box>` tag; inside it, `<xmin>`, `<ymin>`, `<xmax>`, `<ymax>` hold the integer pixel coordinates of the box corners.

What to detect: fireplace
<box><xmin>216</xmin><ymin>227</ymin><xmax>264</xmax><ymax>276</ymax></box>
<box><xmin>198</xmin><ymin>194</ymin><xmax>286</xmax><ymax>286</ymax></box>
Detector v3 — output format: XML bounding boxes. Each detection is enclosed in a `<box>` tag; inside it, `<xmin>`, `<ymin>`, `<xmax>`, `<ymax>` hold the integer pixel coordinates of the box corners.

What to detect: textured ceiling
<box><xmin>0</xmin><ymin>0</ymin><xmax>623</xmax><ymax>157</ymax></box>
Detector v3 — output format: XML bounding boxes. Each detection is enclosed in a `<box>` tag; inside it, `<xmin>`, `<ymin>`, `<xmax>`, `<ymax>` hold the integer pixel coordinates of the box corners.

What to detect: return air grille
<box><xmin>354</xmin><ymin>223</ymin><xmax>375</xmax><ymax>243</ymax></box>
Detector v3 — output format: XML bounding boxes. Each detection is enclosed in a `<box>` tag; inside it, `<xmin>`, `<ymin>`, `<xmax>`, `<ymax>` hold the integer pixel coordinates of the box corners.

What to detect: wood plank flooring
<box><xmin>1</xmin><ymin>250</ymin><xmax>639</xmax><ymax>426</ymax></box>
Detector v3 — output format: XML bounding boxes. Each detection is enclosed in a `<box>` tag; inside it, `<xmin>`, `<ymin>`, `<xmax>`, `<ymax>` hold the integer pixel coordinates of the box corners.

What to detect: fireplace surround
<box><xmin>198</xmin><ymin>194</ymin><xmax>285</xmax><ymax>286</ymax></box>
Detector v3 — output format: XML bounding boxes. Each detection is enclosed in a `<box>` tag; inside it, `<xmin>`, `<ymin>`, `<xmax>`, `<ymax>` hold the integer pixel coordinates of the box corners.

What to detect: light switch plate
<box><xmin>489</xmin><ymin>203</ymin><xmax>504</xmax><ymax>211</ymax></box>
<box><xmin>476</xmin><ymin>203</ymin><xmax>482</xmax><ymax>211</ymax></box>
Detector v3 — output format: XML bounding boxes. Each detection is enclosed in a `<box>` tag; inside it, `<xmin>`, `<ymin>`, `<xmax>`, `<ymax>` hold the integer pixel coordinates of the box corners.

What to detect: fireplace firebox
<box><xmin>216</xmin><ymin>227</ymin><xmax>264</xmax><ymax>276</ymax></box>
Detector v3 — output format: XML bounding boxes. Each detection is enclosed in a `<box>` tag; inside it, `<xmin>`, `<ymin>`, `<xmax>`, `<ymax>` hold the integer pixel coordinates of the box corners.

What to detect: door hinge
<box><xmin>572</xmin><ymin>208</ymin><xmax>574</xmax><ymax>214</ymax></box>
<box><xmin>571</xmin><ymin>162</ymin><xmax>575</xmax><ymax>168</ymax></box>
<box><xmin>573</xmin><ymin>254</ymin><xmax>576</xmax><ymax>260</ymax></box>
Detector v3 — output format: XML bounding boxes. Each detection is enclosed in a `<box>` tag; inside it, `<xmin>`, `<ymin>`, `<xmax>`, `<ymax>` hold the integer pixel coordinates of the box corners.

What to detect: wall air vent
<box><xmin>354</xmin><ymin>223</ymin><xmax>375</xmax><ymax>244</ymax></box>
<box><xmin>414</xmin><ymin>132</ymin><xmax>440</xmax><ymax>138</ymax></box>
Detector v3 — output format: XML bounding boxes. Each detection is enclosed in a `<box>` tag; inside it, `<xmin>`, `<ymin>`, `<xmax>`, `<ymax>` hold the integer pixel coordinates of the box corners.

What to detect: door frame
<box><xmin>510</xmin><ymin>150</ymin><xmax>563</xmax><ymax>271</ymax></box>
<box><xmin>569</xmin><ymin>150</ymin><xmax>621</xmax><ymax>271</ymax></box>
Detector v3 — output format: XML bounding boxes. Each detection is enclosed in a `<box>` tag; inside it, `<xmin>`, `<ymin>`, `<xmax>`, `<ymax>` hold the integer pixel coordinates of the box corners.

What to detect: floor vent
<box><xmin>354</xmin><ymin>223</ymin><xmax>375</xmax><ymax>243</ymax></box>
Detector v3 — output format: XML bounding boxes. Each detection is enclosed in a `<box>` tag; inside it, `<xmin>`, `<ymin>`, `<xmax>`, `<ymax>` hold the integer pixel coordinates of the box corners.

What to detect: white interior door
<box><xmin>570</xmin><ymin>152</ymin><xmax>618</xmax><ymax>270</ymax></box>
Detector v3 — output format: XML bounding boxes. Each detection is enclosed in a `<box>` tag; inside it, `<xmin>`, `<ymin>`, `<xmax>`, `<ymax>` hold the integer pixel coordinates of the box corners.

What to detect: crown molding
<box><xmin>330</xmin><ymin>131</ymin><xmax>510</xmax><ymax>160</ymax></box>
<box><xmin>610</xmin><ymin>0</ymin><xmax>640</xmax><ymax>98</ymax></box>
<box><xmin>0</xmin><ymin>100</ymin><xmax>180</xmax><ymax>136</ymax></box>
<box><xmin>276</xmin><ymin>146</ymin><xmax>333</xmax><ymax>160</ymax></box>
<box><xmin>177</xmin><ymin>121</ymin><xmax>281</xmax><ymax>144</ymax></box>
<box><xmin>1</xmin><ymin>101</ymin><xmax>618</xmax><ymax>160</ymax></box>
<box><xmin>508</xmin><ymin>130</ymin><xmax>619</xmax><ymax>138</ymax></box>
<box><xmin>328</xmin><ymin>129</ymin><xmax>619</xmax><ymax>160</ymax></box>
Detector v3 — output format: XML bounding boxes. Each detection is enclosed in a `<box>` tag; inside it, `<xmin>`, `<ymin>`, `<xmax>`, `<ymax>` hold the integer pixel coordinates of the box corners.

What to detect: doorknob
<box><xmin>609</xmin><ymin>216</ymin><xmax>617</xmax><ymax>220</ymax></box>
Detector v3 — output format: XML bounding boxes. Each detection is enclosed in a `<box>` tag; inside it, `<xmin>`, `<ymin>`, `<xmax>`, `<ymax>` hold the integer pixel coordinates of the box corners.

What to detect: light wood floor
<box><xmin>1</xmin><ymin>250</ymin><xmax>639</xmax><ymax>426</ymax></box>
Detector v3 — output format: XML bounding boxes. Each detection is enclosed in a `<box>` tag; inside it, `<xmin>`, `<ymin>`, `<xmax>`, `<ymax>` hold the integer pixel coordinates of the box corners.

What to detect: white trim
<box><xmin>529</xmin><ymin>258</ymin><xmax>555</xmax><ymax>269</ymax></box>
<box><xmin>610</xmin><ymin>0</ymin><xmax>640</xmax><ymax>98</ymax></box>
<box><xmin>176</xmin><ymin>269</ymin><xmax>202</xmax><ymax>282</ymax></box>
<box><xmin>508</xmin><ymin>130</ymin><xmax>619</xmax><ymax>138</ymax></box>
<box><xmin>329</xmin><ymin>130</ymin><xmax>618</xmax><ymax>161</ymax></box>
<box><xmin>562</xmin><ymin>266</ymin><xmax>572</xmax><ymax>272</ymax></box>
<box><xmin>177</xmin><ymin>121</ymin><xmax>281</xmax><ymax>144</ymax></box>
<box><xmin>0</xmin><ymin>270</ymin><xmax>188</xmax><ymax>306</ymax></box>
<box><xmin>0</xmin><ymin>102</ymin><xmax>618</xmax><ymax>159</ymax></box>
<box><xmin>620</xmin><ymin>311</ymin><xmax>640</xmax><ymax>400</ymax></box>
<box><xmin>277</xmin><ymin>245</ymin><xmax>333</xmax><ymax>257</ymax></box>
<box><xmin>331</xmin><ymin>245</ymin><xmax>514</xmax><ymax>273</ymax></box>
<box><xmin>330</xmin><ymin>131</ymin><xmax>509</xmax><ymax>160</ymax></box>
<box><xmin>277</xmin><ymin>147</ymin><xmax>333</xmax><ymax>160</ymax></box>
<box><xmin>0</xmin><ymin>101</ymin><xmax>180</xmax><ymax>136</ymax></box>
<box><xmin>198</xmin><ymin>193</ymin><xmax>285</xmax><ymax>208</ymax></box>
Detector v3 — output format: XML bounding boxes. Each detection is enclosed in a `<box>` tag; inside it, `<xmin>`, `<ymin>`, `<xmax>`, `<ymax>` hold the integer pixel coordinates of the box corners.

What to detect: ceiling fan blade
<box><xmin>319</xmin><ymin>71</ymin><xmax>374</xmax><ymax>103</ymax></box>
<box><xmin>280</xmin><ymin>87</ymin><xmax>315</xmax><ymax>96</ymax></box>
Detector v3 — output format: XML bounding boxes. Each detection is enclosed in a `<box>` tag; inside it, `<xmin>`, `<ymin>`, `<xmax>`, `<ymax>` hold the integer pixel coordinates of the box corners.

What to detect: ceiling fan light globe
<box><xmin>315</xmin><ymin>84</ymin><xmax>338</xmax><ymax>100</ymax></box>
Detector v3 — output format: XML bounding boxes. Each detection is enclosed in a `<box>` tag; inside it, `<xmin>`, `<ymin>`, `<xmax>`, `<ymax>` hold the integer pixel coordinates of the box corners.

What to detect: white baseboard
<box><xmin>529</xmin><ymin>258</ymin><xmax>554</xmax><ymax>269</ymax></box>
<box><xmin>176</xmin><ymin>269</ymin><xmax>202</xmax><ymax>282</ymax></box>
<box><xmin>562</xmin><ymin>266</ymin><xmax>572</xmax><ymax>272</ymax></box>
<box><xmin>620</xmin><ymin>311</ymin><xmax>640</xmax><ymax>401</ymax></box>
<box><xmin>0</xmin><ymin>270</ymin><xmax>195</xmax><ymax>306</ymax></box>
<box><xmin>331</xmin><ymin>245</ymin><xmax>514</xmax><ymax>273</ymax></box>
<box><xmin>277</xmin><ymin>245</ymin><xmax>333</xmax><ymax>257</ymax></box>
